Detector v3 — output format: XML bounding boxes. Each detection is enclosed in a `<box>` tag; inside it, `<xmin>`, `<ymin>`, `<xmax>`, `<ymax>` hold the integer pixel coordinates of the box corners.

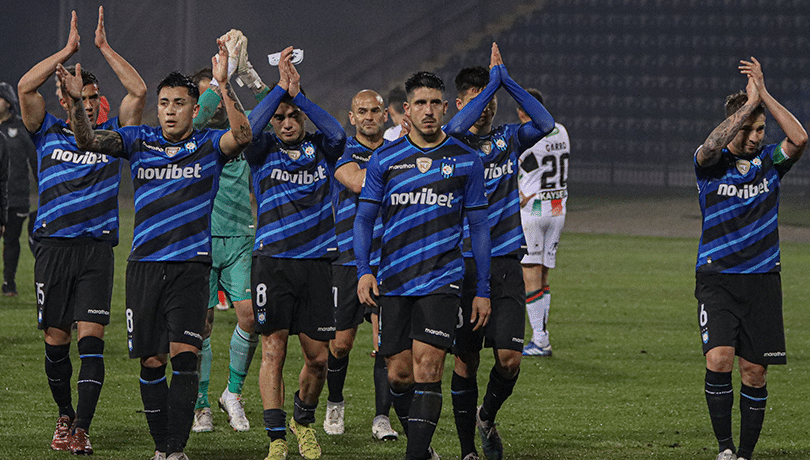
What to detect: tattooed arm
<box><xmin>696</xmin><ymin>76</ymin><xmax>760</xmax><ymax>167</ymax></box>
<box><xmin>213</xmin><ymin>38</ymin><xmax>251</xmax><ymax>157</ymax></box>
<box><xmin>56</xmin><ymin>63</ymin><xmax>125</xmax><ymax>157</ymax></box>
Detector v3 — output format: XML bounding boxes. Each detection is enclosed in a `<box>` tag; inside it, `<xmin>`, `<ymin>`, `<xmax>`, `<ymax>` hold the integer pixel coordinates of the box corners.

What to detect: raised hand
<box><xmin>55</xmin><ymin>63</ymin><xmax>83</xmax><ymax>103</ymax></box>
<box><xmin>287</xmin><ymin>51</ymin><xmax>301</xmax><ymax>98</ymax></box>
<box><xmin>94</xmin><ymin>6</ymin><xmax>108</xmax><ymax>49</ymax></box>
<box><xmin>490</xmin><ymin>42</ymin><xmax>504</xmax><ymax>69</ymax></box>
<box><xmin>276</xmin><ymin>46</ymin><xmax>293</xmax><ymax>91</ymax></box>
<box><xmin>212</xmin><ymin>37</ymin><xmax>230</xmax><ymax>84</ymax></box>
<box><xmin>740</xmin><ymin>56</ymin><xmax>765</xmax><ymax>102</ymax></box>
<box><xmin>66</xmin><ymin>10</ymin><xmax>80</xmax><ymax>55</ymax></box>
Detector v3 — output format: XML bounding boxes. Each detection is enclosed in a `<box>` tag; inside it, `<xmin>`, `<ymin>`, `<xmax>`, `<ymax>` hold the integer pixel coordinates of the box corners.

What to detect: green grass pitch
<box><xmin>1</xmin><ymin>203</ymin><xmax>809</xmax><ymax>459</ymax></box>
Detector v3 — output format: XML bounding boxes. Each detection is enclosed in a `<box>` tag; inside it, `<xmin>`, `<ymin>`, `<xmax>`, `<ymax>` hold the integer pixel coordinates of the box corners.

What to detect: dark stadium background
<box><xmin>3</xmin><ymin>0</ymin><xmax>809</xmax><ymax>198</ymax></box>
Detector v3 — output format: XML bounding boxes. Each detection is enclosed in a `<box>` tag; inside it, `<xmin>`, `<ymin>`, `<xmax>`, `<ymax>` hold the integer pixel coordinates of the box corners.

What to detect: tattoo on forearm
<box><xmin>704</xmin><ymin>104</ymin><xmax>755</xmax><ymax>152</ymax></box>
<box><xmin>223</xmin><ymin>83</ymin><xmax>246</xmax><ymax>115</ymax></box>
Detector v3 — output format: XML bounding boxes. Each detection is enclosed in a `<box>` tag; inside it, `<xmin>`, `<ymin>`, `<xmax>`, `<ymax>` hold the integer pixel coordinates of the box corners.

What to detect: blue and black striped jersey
<box><xmin>115</xmin><ymin>126</ymin><xmax>228</xmax><ymax>263</ymax></box>
<box><xmin>246</xmin><ymin>131</ymin><xmax>341</xmax><ymax>259</ymax></box>
<box><xmin>456</xmin><ymin>123</ymin><xmax>526</xmax><ymax>258</ymax></box>
<box><xmin>358</xmin><ymin>135</ymin><xmax>488</xmax><ymax>296</ymax></box>
<box><xmin>32</xmin><ymin>112</ymin><xmax>121</xmax><ymax>244</ymax></box>
<box><xmin>332</xmin><ymin>136</ymin><xmax>386</xmax><ymax>267</ymax></box>
<box><xmin>695</xmin><ymin>142</ymin><xmax>792</xmax><ymax>274</ymax></box>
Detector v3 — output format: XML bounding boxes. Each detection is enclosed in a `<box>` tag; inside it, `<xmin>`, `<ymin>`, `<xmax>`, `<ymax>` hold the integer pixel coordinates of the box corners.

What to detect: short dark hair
<box><xmin>386</xmin><ymin>87</ymin><xmax>406</xmax><ymax>112</ymax></box>
<box><xmin>725</xmin><ymin>90</ymin><xmax>764</xmax><ymax>118</ymax></box>
<box><xmin>157</xmin><ymin>71</ymin><xmax>199</xmax><ymax>100</ymax></box>
<box><xmin>63</xmin><ymin>65</ymin><xmax>98</xmax><ymax>88</ymax></box>
<box><xmin>405</xmin><ymin>71</ymin><xmax>444</xmax><ymax>98</ymax></box>
<box><xmin>454</xmin><ymin>66</ymin><xmax>489</xmax><ymax>95</ymax></box>
<box><xmin>191</xmin><ymin>68</ymin><xmax>213</xmax><ymax>86</ymax></box>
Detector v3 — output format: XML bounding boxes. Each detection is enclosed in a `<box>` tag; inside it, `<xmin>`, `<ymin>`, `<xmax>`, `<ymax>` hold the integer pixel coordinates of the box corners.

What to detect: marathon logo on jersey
<box><xmin>143</xmin><ymin>143</ymin><xmax>165</xmax><ymax>153</ymax></box>
<box><xmin>389</xmin><ymin>163</ymin><xmax>416</xmax><ymax>171</ymax></box>
<box><xmin>539</xmin><ymin>189</ymin><xmax>568</xmax><ymax>201</ymax></box>
<box><xmin>416</xmin><ymin>157</ymin><xmax>432</xmax><ymax>173</ymax></box>
<box><xmin>484</xmin><ymin>158</ymin><xmax>514</xmax><ymax>180</ymax></box>
<box><xmin>716</xmin><ymin>178</ymin><xmax>770</xmax><ymax>200</ymax></box>
<box><xmin>51</xmin><ymin>148</ymin><xmax>110</xmax><ymax>165</ymax></box>
<box><xmin>390</xmin><ymin>188</ymin><xmax>454</xmax><ymax>208</ymax></box>
<box><xmin>441</xmin><ymin>160</ymin><xmax>455</xmax><ymax>178</ymax></box>
<box><xmin>352</xmin><ymin>153</ymin><xmax>371</xmax><ymax>163</ymax></box>
<box><xmin>136</xmin><ymin>163</ymin><xmax>203</xmax><ymax>180</ymax></box>
<box><xmin>269</xmin><ymin>165</ymin><xmax>328</xmax><ymax>185</ymax></box>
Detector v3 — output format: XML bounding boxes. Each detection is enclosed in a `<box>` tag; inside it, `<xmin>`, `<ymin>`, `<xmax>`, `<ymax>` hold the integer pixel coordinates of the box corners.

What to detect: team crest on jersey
<box><xmin>440</xmin><ymin>160</ymin><xmax>455</xmax><ymax>178</ymax></box>
<box><xmin>185</xmin><ymin>141</ymin><xmax>197</xmax><ymax>152</ymax></box>
<box><xmin>284</xmin><ymin>149</ymin><xmax>301</xmax><ymax>161</ymax></box>
<box><xmin>257</xmin><ymin>312</ymin><xmax>266</xmax><ymax>324</ymax></box>
<box><xmin>302</xmin><ymin>142</ymin><xmax>316</xmax><ymax>159</ymax></box>
<box><xmin>480</xmin><ymin>141</ymin><xmax>493</xmax><ymax>154</ymax></box>
<box><xmin>416</xmin><ymin>157</ymin><xmax>432</xmax><ymax>173</ymax></box>
<box><xmin>702</xmin><ymin>330</ymin><xmax>709</xmax><ymax>344</ymax></box>
<box><xmin>494</xmin><ymin>138</ymin><xmax>507</xmax><ymax>151</ymax></box>
<box><xmin>736</xmin><ymin>159</ymin><xmax>751</xmax><ymax>175</ymax></box>
<box><xmin>752</xmin><ymin>158</ymin><xmax>762</xmax><ymax>167</ymax></box>
<box><xmin>7</xmin><ymin>127</ymin><xmax>17</xmax><ymax>138</ymax></box>
<box><xmin>166</xmin><ymin>147</ymin><xmax>180</xmax><ymax>157</ymax></box>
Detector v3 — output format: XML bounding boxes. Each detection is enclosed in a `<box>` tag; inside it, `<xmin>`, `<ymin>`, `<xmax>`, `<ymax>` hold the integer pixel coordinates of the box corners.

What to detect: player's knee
<box><xmin>739</xmin><ymin>359</ymin><xmax>767</xmax><ymax>387</ymax></box>
<box><xmin>495</xmin><ymin>355</ymin><xmax>521</xmax><ymax>379</ymax></box>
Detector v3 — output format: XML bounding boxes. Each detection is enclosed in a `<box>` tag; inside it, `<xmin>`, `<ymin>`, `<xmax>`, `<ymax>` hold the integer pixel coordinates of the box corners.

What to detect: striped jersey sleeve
<box><xmin>116</xmin><ymin>125</ymin><xmax>227</xmax><ymax>262</ymax></box>
<box><xmin>359</xmin><ymin>135</ymin><xmax>487</xmax><ymax>296</ymax></box>
<box><xmin>31</xmin><ymin>112</ymin><xmax>121</xmax><ymax>244</ymax></box>
<box><xmin>695</xmin><ymin>143</ymin><xmax>790</xmax><ymax>274</ymax></box>
<box><xmin>332</xmin><ymin>136</ymin><xmax>385</xmax><ymax>266</ymax></box>
<box><xmin>245</xmin><ymin>131</ymin><xmax>337</xmax><ymax>259</ymax></box>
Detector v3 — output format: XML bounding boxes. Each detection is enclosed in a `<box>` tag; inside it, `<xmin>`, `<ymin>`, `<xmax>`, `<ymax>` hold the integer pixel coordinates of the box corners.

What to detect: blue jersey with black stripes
<box><xmin>32</xmin><ymin>112</ymin><xmax>121</xmax><ymax>244</ymax></box>
<box><xmin>360</xmin><ymin>135</ymin><xmax>487</xmax><ymax>296</ymax></box>
<box><xmin>245</xmin><ymin>131</ymin><xmax>340</xmax><ymax>259</ymax></box>
<box><xmin>115</xmin><ymin>125</ymin><xmax>227</xmax><ymax>263</ymax></box>
<box><xmin>456</xmin><ymin>123</ymin><xmax>526</xmax><ymax>258</ymax></box>
<box><xmin>695</xmin><ymin>142</ymin><xmax>792</xmax><ymax>274</ymax></box>
<box><xmin>332</xmin><ymin>136</ymin><xmax>385</xmax><ymax>267</ymax></box>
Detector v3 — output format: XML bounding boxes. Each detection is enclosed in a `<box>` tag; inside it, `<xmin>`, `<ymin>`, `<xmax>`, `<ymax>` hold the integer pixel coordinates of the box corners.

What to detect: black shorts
<box><xmin>332</xmin><ymin>264</ymin><xmax>367</xmax><ymax>331</ymax></box>
<box><xmin>378</xmin><ymin>294</ymin><xmax>460</xmax><ymax>356</ymax></box>
<box><xmin>252</xmin><ymin>256</ymin><xmax>335</xmax><ymax>341</ymax></box>
<box><xmin>453</xmin><ymin>257</ymin><xmax>526</xmax><ymax>354</ymax></box>
<box><xmin>695</xmin><ymin>272</ymin><xmax>786</xmax><ymax>365</ymax></box>
<box><xmin>126</xmin><ymin>261</ymin><xmax>210</xmax><ymax>358</ymax></box>
<box><xmin>35</xmin><ymin>239</ymin><xmax>114</xmax><ymax>331</ymax></box>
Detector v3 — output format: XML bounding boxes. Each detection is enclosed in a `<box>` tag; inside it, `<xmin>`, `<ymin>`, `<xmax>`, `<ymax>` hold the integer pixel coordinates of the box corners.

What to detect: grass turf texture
<box><xmin>1</xmin><ymin>201</ymin><xmax>809</xmax><ymax>459</ymax></box>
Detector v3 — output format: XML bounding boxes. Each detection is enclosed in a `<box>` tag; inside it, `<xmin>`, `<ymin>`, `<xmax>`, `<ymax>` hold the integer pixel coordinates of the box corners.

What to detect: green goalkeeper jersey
<box><xmin>194</xmin><ymin>86</ymin><xmax>255</xmax><ymax>237</ymax></box>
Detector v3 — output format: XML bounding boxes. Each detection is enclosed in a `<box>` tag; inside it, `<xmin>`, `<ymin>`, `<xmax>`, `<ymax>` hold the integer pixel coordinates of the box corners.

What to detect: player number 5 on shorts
<box><xmin>699</xmin><ymin>304</ymin><xmax>708</xmax><ymax>327</ymax></box>
<box><xmin>36</xmin><ymin>282</ymin><xmax>45</xmax><ymax>305</ymax></box>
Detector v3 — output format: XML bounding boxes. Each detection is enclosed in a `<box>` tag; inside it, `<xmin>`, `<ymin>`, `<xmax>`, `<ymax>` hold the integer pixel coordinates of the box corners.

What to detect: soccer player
<box><xmin>355</xmin><ymin>71</ymin><xmax>491</xmax><ymax>460</ymax></box>
<box><xmin>693</xmin><ymin>57</ymin><xmax>806</xmax><ymax>460</ymax></box>
<box><xmin>0</xmin><ymin>81</ymin><xmax>37</xmax><ymax>297</ymax></box>
<box><xmin>187</xmin><ymin>63</ymin><xmax>257</xmax><ymax>433</ymax></box>
<box><xmin>17</xmin><ymin>8</ymin><xmax>146</xmax><ymax>455</ymax></box>
<box><xmin>60</xmin><ymin>37</ymin><xmax>251</xmax><ymax>460</ymax></box>
<box><xmin>383</xmin><ymin>87</ymin><xmax>407</xmax><ymax>141</ymax></box>
<box><xmin>517</xmin><ymin>89</ymin><xmax>569</xmax><ymax>357</ymax></box>
<box><xmin>445</xmin><ymin>43</ymin><xmax>555</xmax><ymax>460</ymax></box>
<box><xmin>323</xmin><ymin>89</ymin><xmax>398</xmax><ymax>441</ymax></box>
<box><xmin>245</xmin><ymin>47</ymin><xmax>346</xmax><ymax>460</ymax></box>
